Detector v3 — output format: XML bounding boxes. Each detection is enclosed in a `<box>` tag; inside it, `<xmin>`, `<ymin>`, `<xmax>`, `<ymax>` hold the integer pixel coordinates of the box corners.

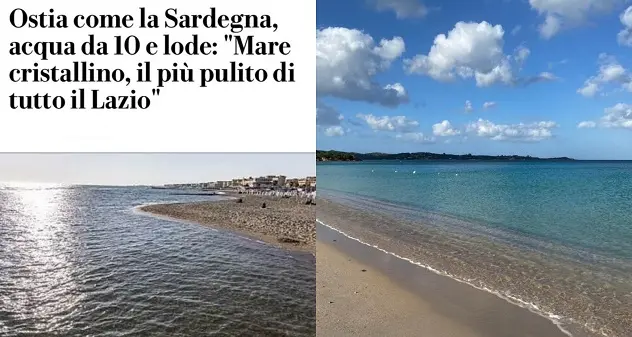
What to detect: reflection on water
<box><xmin>0</xmin><ymin>185</ymin><xmax>315</xmax><ymax>336</ymax></box>
<box><xmin>1</xmin><ymin>187</ymin><xmax>82</xmax><ymax>334</ymax></box>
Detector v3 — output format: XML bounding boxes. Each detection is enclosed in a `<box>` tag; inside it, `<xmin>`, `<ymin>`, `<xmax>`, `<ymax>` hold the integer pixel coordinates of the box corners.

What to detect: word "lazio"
<box><xmin>10</xmin><ymin>89</ymin><xmax>152</xmax><ymax>110</ymax></box>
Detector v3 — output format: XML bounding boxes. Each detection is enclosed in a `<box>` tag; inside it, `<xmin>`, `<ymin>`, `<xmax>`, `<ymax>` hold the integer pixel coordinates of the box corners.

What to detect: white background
<box><xmin>0</xmin><ymin>0</ymin><xmax>315</xmax><ymax>152</ymax></box>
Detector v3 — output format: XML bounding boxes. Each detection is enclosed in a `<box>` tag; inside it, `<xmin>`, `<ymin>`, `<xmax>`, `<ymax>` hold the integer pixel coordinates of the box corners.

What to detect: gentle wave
<box><xmin>316</xmin><ymin>219</ymin><xmax>579</xmax><ymax>337</ymax></box>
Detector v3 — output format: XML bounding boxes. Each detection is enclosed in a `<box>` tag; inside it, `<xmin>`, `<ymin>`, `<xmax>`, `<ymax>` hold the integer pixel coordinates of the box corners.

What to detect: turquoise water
<box><xmin>318</xmin><ymin>161</ymin><xmax>632</xmax><ymax>260</ymax></box>
<box><xmin>317</xmin><ymin>161</ymin><xmax>632</xmax><ymax>337</ymax></box>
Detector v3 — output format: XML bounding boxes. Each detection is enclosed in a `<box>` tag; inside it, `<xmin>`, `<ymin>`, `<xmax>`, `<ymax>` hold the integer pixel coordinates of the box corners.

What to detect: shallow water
<box><xmin>317</xmin><ymin>224</ymin><xmax>570</xmax><ymax>337</ymax></box>
<box><xmin>0</xmin><ymin>185</ymin><xmax>315</xmax><ymax>336</ymax></box>
<box><xmin>317</xmin><ymin>161</ymin><xmax>632</xmax><ymax>337</ymax></box>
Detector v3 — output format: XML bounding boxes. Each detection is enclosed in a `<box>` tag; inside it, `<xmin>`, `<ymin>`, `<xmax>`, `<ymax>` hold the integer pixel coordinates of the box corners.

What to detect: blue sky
<box><xmin>316</xmin><ymin>0</ymin><xmax>632</xmax><ymax>159</ymax></box>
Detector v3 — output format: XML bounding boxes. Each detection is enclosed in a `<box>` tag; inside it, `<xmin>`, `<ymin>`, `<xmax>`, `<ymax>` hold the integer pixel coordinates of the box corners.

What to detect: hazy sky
<box><xmin>0</xmin><ymin>153</ymin><xmax>315</xmax><ymax>185</ymax></box>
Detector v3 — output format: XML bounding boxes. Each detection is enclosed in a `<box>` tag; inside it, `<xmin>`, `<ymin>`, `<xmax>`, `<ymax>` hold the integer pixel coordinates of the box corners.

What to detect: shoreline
<box><xmin>316</xmin><ymin>221</ymin><xmax>573</xmax><ymax>337</ymax></box>
<box><xmin>315</xmin><ymin>194</ymin><xmax>623</xmax><ymax>337</ymax></box>
<box><xmin>137</xmin><ymin>194</ymin><xmax>315</xmax><ymax>253</ymax></box>
<box><xmin>316</xmin><ymin>241</ymin><xmax>482</xmax><ymax>337</ymax></box>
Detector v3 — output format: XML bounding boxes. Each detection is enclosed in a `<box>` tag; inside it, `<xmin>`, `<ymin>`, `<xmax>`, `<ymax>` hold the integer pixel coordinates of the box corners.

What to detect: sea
<box><xmin>0</xmin><ymin>184</ymin><xmax>315</xmax><ymax>336</ymax></box>
<box><xmin>317</xmin><ymin>161</ymin><xmax>632</xmax><ymax>337</ymax></box>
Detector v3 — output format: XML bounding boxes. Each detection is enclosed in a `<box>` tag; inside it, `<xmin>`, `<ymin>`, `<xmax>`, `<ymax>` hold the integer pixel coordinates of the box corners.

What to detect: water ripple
<box><xmin>0</xmin><ymin>186</ymin><xmax>315</xmax><ymax>336</ymax></box>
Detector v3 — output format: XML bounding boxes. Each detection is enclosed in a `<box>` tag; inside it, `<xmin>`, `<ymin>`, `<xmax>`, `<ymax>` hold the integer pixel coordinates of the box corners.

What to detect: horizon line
<box><xmin>316</xmin><ymin>149</ymin><xmax>632</xmax><ymax>161</ymax></box>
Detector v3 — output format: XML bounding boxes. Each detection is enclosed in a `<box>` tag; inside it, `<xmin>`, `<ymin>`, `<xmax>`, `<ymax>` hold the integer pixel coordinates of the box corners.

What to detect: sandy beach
<box><xmin>317</xmin><ymin>206</ymin><xmax>573</xmax><ymax>337</ymax></box>
<box><xmin>140</xmin><ymin>194</ymin><xmax>315</xmax><ymax>252</ymax></box>
<box><xmin>317</xmin><ymin>241</ymin><xmax>482</xmax><ymax>337</ymax></box>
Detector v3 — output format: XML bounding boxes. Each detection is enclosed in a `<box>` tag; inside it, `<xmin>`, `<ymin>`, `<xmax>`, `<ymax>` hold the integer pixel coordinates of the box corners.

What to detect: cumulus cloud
<box><xmin>577</xmin><ymin>121</ymin><xmax>597</xmax><ymax>128</ymax></box>
<box><xmin>529</xmin><ymin>0</ymin><xmax>621</xmax><ymax>39</ymax></box>
<box><xmin>618</xmin><ymin>6</ymin><xmax>632</xmax><ymax>46</ymax></box>
<box><xmin>404</xmin><ymin>21</ymin><xmax>509</xmax><ymax>86</ymax></box>
<box><xmin>324</xmin><ymin>126</ymin><xmax>346</xmax><ymax>136</ymax></box>
<box><xmin>395</xmin><ymin>132</ymin><xmax>436</xmax><ymax>143</ymax></box>
<box><xmin>601</xmin><ymin>103</ymin><xmax>632</xmax><ymax>129</ymax></box>
<box><xmin>577</xmin><ymin>54</ymin><xmax>632</xmax><ymax>97</ymax></box>
<box><xmin>317</xmin><ymin>27</ymin><xmax>409</xmax><ymax>107</ymax></box>
<box><xmin>580</xmin><ymin>103</ymin><xmax>632</xmax><ymax>130</ymax></box>
<box><xmin>432</xmin><ymin>120</ymin><xmax>461</xmax><ymax>136</ymax></box>
<box><xmin>369</xmin><ymin>0</ymin><xmax>428</xmax><ymax>18</ymax></box>
<box><xmin>466</xmin><ymin>119</ymin><xmax>558</xmax><ymax>142</ymax></box>
<box><xmin>356</xmin><ymin>113</ymin><xmax>420</xmax><ymax>132</ymax></box>
<box><xmin>483</xmin><ymin>101</ymin><xmax>497</xmax><ymax>109</ymax></box>
<box><xmin>511</xmin><ymin>25</ymin><xmax>522</xmax><ymax>35</ymax></box>
<box><xmin>464</xmin><ymin>100</ymin><xmax>474</xmax><ymax>113</ymax></box>
<box><xmin>578</xmin><ymin>82</ymin><xmax>600</xmax><ymax>97</ymax></box>
<box><xmin>404</xmin><ymin>21</ymin><xmax>554</xmax><ymax>87</ymax></box>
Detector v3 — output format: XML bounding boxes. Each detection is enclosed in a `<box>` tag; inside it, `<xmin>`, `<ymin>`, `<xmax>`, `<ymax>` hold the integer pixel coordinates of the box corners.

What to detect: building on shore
<box><xmin>158</xmin><ymin>174</ymin><xmax>314</xmax><ymax>192</ymax></box>
<box><xmin>220</xmin><ymin>181</ymin><xmax>232</xmax><ymax>188</ymax></box>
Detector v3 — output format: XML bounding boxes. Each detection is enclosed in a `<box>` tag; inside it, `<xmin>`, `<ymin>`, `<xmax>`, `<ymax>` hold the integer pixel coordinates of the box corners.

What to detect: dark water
<box><xmin>0</xmin><ymin>185</ymin><xmax>315</xmax><ymax>336</ymax></box>
<box><xmin>317</xmin><ymin>161</ymin><xmax>632</xmax><ymax>337</ymax></box>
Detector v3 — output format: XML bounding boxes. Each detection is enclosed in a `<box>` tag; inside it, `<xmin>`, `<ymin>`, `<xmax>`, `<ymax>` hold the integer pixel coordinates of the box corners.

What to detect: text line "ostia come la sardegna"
<box><xmin>9</xmin><ymin>7</ymin><xmax>280</xmax><ymax>60</ymax></box>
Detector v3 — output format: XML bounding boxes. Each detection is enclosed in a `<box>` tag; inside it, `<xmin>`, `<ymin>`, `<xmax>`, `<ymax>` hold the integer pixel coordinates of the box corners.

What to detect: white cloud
<box><xmin>404</xmin><ymin>21</ymin><xmax>511</xmax><ymax>86</ymax></box>
<box><xmin>432</xmin><ymin>120</ymin><xmax>461</xmax><ymax>136</ymax></box>
<box><xmin>581</xmin><ymin>103</ymin><xmax>632</xmax><ymax>129</ymax></box>
<box><xmin>316</xmin><ymin>101</ymin><xmax>343</xmax><ymax>126</ymax></box>
<box><xmin>324</xmin><ymin>126</ymin><xmax>346</xmax><ymax>136</ymax></box>
<box><xmin>515</xmin><ymin>46</ymin><xmax>530</xmax><ymax>67</ymax></box>
<box><xmin>511</xmin><ymin>25</ymin><xmax>522</xmax><ymax>35</ymax></box>
<box><xmin>577</xmin><ymin>121</ymin><xmax>597</xmax><ymax>128</ymax></box>
<box><xmin>538</xmin><ymin>14</ymin><xmax>561</xmax><ymax>39</ymax></box>
<box><xmin>483</xmin><ymin>101</ymin><xmax>497</xmax><ymax>109</ymax></box>
<box><xmin>369</xmin><ymin>0</ymin><xmax>428</xmax><ymax>18</ymax></box>
<box><xmin>404</xmin><ymin>21</ymin><xmax>554</xmax><ymax>87</ymax></box>
<box><xmin>529</xmin><ymin>0</ymin><xmax>621</xmax><ymax>39</ymax></box>
<box><xmin>317</xmin><ymin>27</ymin><xmax>409</xmax><ymax>107</ymax></box>
<box><xmin>577</xmin><ymin>82</ymin><xmax>600</xmax><ymax>97</ymax></box>
<box><xmin>466</xmin><ymin>119</ymin><xmax>558</xmax><ymax>142</ymax></box>
<box><xmin>464</xmin><ymin>100</ymin><xmax>474</xmax><ymax>113</ymax></box>
<box><xmin>356</xmin><ymin>113</ymin><xmax>420</xmax><ymax>132</ymax></box>
<box><xmin>395</xmin><ymin>132</ymin><xmax>436</xmax><ymax>143</ymax></box>
<box><xmin>577</xmin><ymin>54</ymin><xmax>632</xmax><ymax>97</ymax></box>
<box><xmin>618</xmin><ymin>6</ymin><xmax>632</xmax><ymax>46</ymax></box>
<box><xmin>602</xmin><ymin>103</ymin><xmax>632</xmax><ymax>129</ymax></box>
<box><xmin>537</xmin><ymin>72</ymin><xmax>557</xmax><ymax>80</ymax></box>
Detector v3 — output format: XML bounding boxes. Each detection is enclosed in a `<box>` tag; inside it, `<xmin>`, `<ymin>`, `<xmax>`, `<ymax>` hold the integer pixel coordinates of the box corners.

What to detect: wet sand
<box><xmin>140</xmin><ymin>195</ymin><xmax>315</xmax><ymax>252</ymax></box>
<box><xmin>317</xmin><ymin>193</ymin><xmax>632</xmax><ymax>337</ymax></box>
<box><xmin>317</xmin><ymin>220</ymin><xmax>572</xmax><ymax>337</ymax></box>
<box><xmin>317</xmin><ymin>241</ymin><xmax>481</xmax><ymax>337</ymax></box>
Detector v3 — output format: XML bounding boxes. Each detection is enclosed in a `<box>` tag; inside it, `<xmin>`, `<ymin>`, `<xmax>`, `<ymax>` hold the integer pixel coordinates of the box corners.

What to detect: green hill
<box><xmin>316</xmin><ymin>150</ymin><xmax>574</xmax><ymax>162</ymax></box>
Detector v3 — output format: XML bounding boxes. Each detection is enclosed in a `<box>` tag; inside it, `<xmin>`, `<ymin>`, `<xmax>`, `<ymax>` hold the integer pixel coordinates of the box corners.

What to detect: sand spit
<box><xmin>140</xmin><ymin>195</ymin><xmax>315</xmax><ymax>252</ymax></box>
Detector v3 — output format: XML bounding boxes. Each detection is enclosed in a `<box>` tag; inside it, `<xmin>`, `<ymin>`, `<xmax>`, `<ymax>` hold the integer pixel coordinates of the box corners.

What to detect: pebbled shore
<box><xmin>140</xmin><ymin>195</ymin><xmax>315</xmax><ymax>252</ymax></box>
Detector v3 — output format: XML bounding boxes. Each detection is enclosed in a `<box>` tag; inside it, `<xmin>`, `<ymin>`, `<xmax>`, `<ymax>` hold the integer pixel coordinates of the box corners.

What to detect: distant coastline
<box><xmin>316</xmin><ymin>150</ymin><xmax>574</xmax><ymax>162</ymax></box>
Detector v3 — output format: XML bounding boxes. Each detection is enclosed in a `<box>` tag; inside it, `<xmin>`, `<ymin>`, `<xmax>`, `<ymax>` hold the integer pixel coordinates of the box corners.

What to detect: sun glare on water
<box><xmin>1</xmin><ymin>185</ymin><xmax>83</xmax><ymax>333</ymax></box>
